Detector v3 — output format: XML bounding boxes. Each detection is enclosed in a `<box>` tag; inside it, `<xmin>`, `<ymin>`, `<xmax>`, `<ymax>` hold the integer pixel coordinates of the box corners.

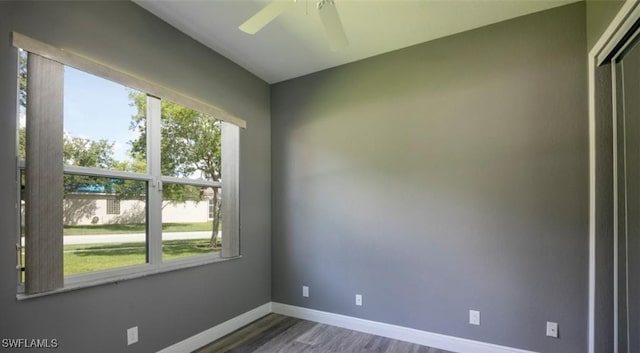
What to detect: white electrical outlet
<box><xmin>546</xmin><ymin>321</ymin><xmax>559</xmax><ymax>338</ymax></box>
<box><xmin>302</xmin><ymin>285</ymin><xmax>309</xmax><ymax>297</ymax></box>
<box><xmin>127</xmin><ymin>326</ymin><xmax>138</xmax><ymax>345</ymax></box>
<box><xmin>469</xmin><ymin>310</ymin><xmax>480</xmax><ymax>325</ymax></box>
<box><xmin>355</xmin><ymin>294</ymin><xmax>363</xmax><ymax>306</ymax></box>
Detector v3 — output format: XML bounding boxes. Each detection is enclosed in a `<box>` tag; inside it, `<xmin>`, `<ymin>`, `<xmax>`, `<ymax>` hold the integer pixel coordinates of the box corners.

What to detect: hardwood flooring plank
<box><xmin>229</xmin><ymin>317</ymin><xmax>302</xmax><ymax>353</ymax></box>
<box><xmin>295</xmin><ymin>322</ymin><xmax>329</xmax><ymax>346</ymax></box>
<box><xmin>195</xmin><ymin>314</ymin><xmax>293</xmax><ymax>353</ymax></box>
<box><xmin>364</xmin><ymin>335</ymin><xmax>391</xmax><ymax>353</ymax></box>
<box><xmin>194</xmin><ymin>314</ymin><xmax>455</xmax><ymax>353</ymax></box>
<box><xmin>253</xmin><ymin>320</ymin><xmax>317</xmax><ymax>353</ymax></box>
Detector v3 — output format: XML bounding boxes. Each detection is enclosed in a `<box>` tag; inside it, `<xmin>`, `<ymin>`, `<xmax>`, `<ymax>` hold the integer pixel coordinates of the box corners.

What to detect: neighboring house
<box><xmin>22</xmin><ymin>194</ymin><xmax>212</xmax><ymax>227</ymax></box>
<box><xmin>62</xmin><ymin>190</ymin><xmax>216</xmax><ymax>226</ymax></box>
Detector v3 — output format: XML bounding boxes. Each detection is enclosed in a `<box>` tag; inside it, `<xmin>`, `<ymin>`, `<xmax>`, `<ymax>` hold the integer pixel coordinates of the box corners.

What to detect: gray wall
<box><xmin>271</xmin><ymin>3</ymin><xmax>588</xmax><ymax>353</ymax></box>
<box><xmin>586</xmin><ymin>0</ymin><xmax>625</xmax><ymax>51</ymax></box>
<box><xmin>0</xmin><ymin>2</ymin><xmax>270</xmax><ymax>352</ymax></box>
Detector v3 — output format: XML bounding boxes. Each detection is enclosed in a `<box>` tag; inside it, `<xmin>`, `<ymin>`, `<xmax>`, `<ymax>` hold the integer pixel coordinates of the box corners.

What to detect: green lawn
<box><xmin>63</xmin><ymin>222</ymin><xmax>215</xmax><ymax>235</ymax></box>
<box><xmin>19</xmin><ymin>224</ymin><xmax>222</xmax><ymax>277</ymax></box>
<box><xmin>63</xmin><ymin>239</ymin><xmax>219</xmax><ymax>276</ymax></box>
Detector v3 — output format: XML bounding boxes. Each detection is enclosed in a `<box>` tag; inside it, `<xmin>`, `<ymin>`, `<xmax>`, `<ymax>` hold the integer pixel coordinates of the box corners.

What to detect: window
<box><xmin>208</xmin><ymin>198</ymin><xmax>215</xmax><ymax>220</ymax></box>
<box><xmin>106</xmin><ymin>199</ymin><xmax>121</xmax><ymax>215</ymax></box>
<box><xmin>14</xmin><ymin>33</ymin><xmax>243</xmax><ymax>295</ymax></box>
<box><xmin>156</xmin><ymin>100</ymin><xmax>223</xmax><ymax>260</ymax></box>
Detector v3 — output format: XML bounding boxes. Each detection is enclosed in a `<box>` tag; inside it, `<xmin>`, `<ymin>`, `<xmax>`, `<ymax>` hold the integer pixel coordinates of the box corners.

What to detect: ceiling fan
<box><xmin>239</xmin><ymin>0</ymin><xmax>348</xmax><ymax>50</ymax></box>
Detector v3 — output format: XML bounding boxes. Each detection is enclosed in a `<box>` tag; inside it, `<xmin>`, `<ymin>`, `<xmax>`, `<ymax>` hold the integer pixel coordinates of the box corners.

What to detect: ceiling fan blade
<box><xmin>317</xmin><ymin>0</ymin><xmax>348</xmax><ymax>50</ymax></box>
<box><xmin>239</xmin><ymin>1</ymin><xmax>294</xmax><ymax>34</ymax></box>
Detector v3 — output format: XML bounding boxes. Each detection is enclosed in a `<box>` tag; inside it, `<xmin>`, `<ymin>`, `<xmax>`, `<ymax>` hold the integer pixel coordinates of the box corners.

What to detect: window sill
<box><xmin>16</xmin><ymin>254</ymin><xmax>241</xmax><ymax>300</ymax></box>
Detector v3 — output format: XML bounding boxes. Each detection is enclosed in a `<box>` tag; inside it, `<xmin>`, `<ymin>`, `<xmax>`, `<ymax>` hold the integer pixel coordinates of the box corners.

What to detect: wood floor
<box><xmin>195</xmin><ymin>314</ymin><xmax>454</xmax><ymax>353</ymax></box>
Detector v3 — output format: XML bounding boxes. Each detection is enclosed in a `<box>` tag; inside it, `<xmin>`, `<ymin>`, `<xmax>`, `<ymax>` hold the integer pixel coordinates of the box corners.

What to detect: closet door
<box><xmin>617</xmin><ymin>37</ymin><xmax>640</xmax><ymax>353</ymax></box>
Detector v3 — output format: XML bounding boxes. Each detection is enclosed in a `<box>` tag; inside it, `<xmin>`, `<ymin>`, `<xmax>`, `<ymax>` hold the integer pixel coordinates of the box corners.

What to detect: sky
<box><xmin>18</xmin><ymin>62</ymin><xmax>209</xmax><ymax>179</ymax></box>
<box><xmin>63</xmin><ymin>66</ymin><xmax>140</xmax><ymax>162</ymax></box>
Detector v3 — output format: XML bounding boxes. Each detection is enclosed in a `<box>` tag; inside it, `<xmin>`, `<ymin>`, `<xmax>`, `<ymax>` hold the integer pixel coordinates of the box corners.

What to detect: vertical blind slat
<box><xmin>25</xmin><ymin>54</ymin><xmax>64</xmax><ymax>294</ymax></box>
<box><xmin>221</xmin><ymin>123</ymin><xmax>240</xmax><ymax>258</ymax></box>
<box><xmin>146</xmin><ymin>96</ymin><xmax>163</xmax><ymax>265</ymax></box>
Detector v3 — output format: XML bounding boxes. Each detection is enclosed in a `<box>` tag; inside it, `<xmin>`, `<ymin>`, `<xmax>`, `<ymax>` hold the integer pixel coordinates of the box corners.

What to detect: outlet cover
<box><xmin>469</xmin><ymin>310</ymin><xmax>480</xmax><ymax>326</ymax></box>
<box><xmin>302</xmin><ymin>286</ymin><xmax>309</xmax><ymax>298</ymax></box>
<box><xmin>355</xmin><ymin>294</ymin><xmax>363</xmax><ymax>306</ymax></box>
<box><xmin>546</xmin><ymin>322</ymin><xmax>558</xmax><ymax>338</ymax></box>
<box><xmin>127</xmin><ymin>326</ymin><xmax>138</xmax><ymax>345</ymax></box>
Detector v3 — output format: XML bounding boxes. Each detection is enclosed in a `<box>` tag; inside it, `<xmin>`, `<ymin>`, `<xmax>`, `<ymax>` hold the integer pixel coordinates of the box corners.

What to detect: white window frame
<box><xmin>14</xmin><ymin>32</ymin><xmax>244</xmax><ymax>298</ymax></box>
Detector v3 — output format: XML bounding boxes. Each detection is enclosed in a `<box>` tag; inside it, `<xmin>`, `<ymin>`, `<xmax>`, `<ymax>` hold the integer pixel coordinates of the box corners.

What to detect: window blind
<box><xmin>25</xmin><ymin>54</ymin><xmax>64</xmax><ymax>294</ymax></box>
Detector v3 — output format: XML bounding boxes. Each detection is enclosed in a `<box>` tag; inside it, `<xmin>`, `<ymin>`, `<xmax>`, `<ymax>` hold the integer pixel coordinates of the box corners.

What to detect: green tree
<box><xmin>63</xmin><ymin>135</ymin><xmax>114</xmax><ymax>168</ymax></box>
<box><xmin>19</xmin><ymin>132</ymin><xmax>118</xmax><ymax>193</ymax></box>
<box><xmin>62</xmin><ymin>135</ymin><xmax>117</xmax><ymax>193</ymax></box>
<box><xmin>18</xmin><ymin>50</ymin><xmax>27</xmax><ymax>108</ymax></box>
<box><xmin>129</xmin><ymin>92</ymin><xmax>222</xmax><ymax>247</ymax></box>
<box><xmin>18</xmin><ymin>50</ymin><xmax>27</xmax><ymax>160</ymax></box>
<box><xmin>18</xmin><ymin>128</ymin><xmax>26</xmax><ymax>161</ymax></box>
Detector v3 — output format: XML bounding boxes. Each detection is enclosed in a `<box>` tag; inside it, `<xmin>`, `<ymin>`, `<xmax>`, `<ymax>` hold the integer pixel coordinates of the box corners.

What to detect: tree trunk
<box><xmin>210</xmin><ymin>188</ymin><xmax>222</xmax><ymax>248</ymax></box>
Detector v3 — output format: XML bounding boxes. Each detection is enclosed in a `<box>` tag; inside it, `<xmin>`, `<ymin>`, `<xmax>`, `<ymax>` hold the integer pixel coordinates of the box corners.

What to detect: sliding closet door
<box><xmin>615</xmin><ymin>61</ymin><xmax>628</xmax><ymax>353</ymax></box>
<box><xmin>617</xmin><ymin>37</ymin><xmax>640</xmax><ymax>353</ymax></box>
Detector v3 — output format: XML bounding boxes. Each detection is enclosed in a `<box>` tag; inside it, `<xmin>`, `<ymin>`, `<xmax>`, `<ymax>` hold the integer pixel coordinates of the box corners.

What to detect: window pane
<box><xmin>160</xmin><ymin>100</ymin><xmax>221</xmax><ymax>181</ymax></box>
<box><xmin>161</xmin><ymin>183</ymin><xmax>220</xmax><ymax>261</ymax></box>
<box><xmin>63</xmin><ymin>66</ymin><xmax>146</xmax><ymax>173</ymax></box>
<box><xmin>63</xmin><ymin>175</ymin><xmax>147</xmax><ymax>275</ymax></box>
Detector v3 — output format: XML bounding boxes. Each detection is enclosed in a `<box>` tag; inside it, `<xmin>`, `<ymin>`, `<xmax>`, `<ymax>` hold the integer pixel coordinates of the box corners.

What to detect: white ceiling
<box><xmin>135</xmin><ymin>0</ymin><xmax>579</xmax><ymax>84</ymax></box>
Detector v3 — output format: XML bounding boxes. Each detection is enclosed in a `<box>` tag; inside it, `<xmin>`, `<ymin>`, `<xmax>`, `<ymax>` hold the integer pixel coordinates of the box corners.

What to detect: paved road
<box><xmin>19</xmin><ymin>231</ymin><xmax>222</xmax><ymax>246</ymax></box>
<box><xmin>63</xmin><ymin>231</ymin><xmax>221</xmax><ymax>245</ymax></box>
<box><xmin>18</xmin><ymin>231</ymin><xmax>221</xmax><ymax>246</ymax></box>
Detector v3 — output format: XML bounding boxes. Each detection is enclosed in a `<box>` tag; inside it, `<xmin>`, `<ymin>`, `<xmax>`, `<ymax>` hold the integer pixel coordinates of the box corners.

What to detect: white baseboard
<box><xmin>157</xmin><ymin>302</ymin><xmax>272</xmax><ymax>353</ymax></box>
<box><xmin>158</xmin><ymin>302</ymin><xmax>539</xmax><ymax>353</ymax></box>
<box><xmin>271</xmin><ymin>302</ymin><xmax>539</xmax><ymax>353</ymax></box>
